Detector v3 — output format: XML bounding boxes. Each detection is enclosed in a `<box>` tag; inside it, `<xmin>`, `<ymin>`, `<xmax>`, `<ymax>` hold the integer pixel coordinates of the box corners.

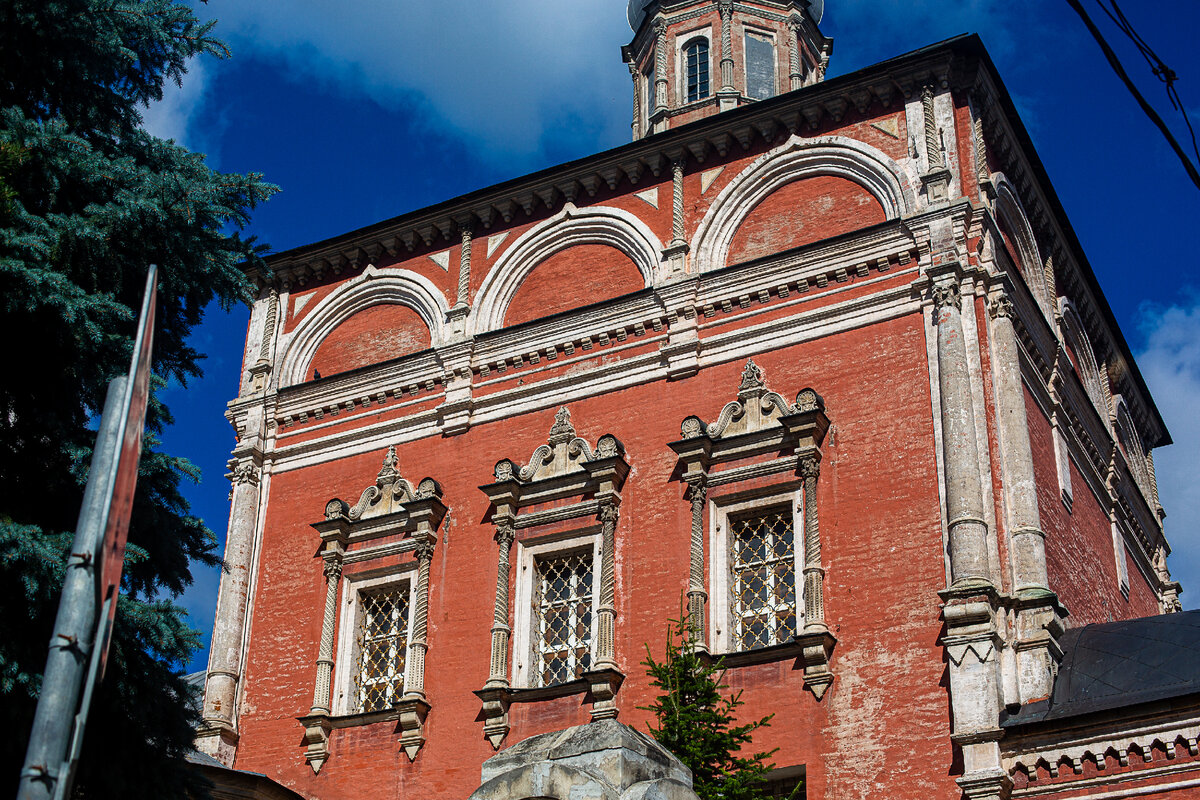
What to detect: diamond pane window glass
<box><xmin>355</xmin><ymin>586</ymin><xmax>409</xmax><ymax>713</ymax></box>
<box><xmin>685</xmin><ymin>39</ymin><xmax>710</xmax><ymax>102</ymax></box>
<box><xmin>745</xmin><ymin>31</ymin><xmax>776</xmax><ymax>100</ymax></box>
<box><xmin>534</xmin><ymin>550</ymin><xmax>593</xmax><ymax>687</ymax></box>
<box><xmin>732</xmin><ymin>505</ymin><xmax>797</xmax><ymax>650</ymax></box>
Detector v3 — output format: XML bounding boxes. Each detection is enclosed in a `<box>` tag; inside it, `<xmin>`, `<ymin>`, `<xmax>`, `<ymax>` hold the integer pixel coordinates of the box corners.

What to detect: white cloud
<box><xmin>1136</xmin><ymin>297</ymin><xmax>1200</xmax><ymax>608</ymax></box>
<box><xmin>202</xmin><ymin>0</ymin><xmax>633</xmax><ymax>165</ymax></box>
<box><xmin>141</xmin><ymin>56</ymin><xmax>209</xmax><ymax>148</ymax></box>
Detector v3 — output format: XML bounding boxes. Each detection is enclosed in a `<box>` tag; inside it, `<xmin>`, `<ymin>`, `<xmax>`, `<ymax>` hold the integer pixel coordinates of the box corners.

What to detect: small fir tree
<box><xmin>641</xmin><ymin>613</ymin><xmax>798</xmax><ymax>800</ymax></box>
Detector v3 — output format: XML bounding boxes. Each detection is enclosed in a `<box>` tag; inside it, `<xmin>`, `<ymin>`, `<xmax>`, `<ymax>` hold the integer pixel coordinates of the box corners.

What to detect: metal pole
<box><xmin>17</xmin><ymin>377</ymin><xmax>127</xmax><ymax>800</ymax></box>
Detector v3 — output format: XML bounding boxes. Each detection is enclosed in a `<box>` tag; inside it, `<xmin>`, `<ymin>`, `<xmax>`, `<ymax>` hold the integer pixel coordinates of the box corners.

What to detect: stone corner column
<box><xmin>928</xmin><ymin>265</ymin><xmax>1008</xmax><ymax>800</ymax></box>
<box><xmin>197</xmin><ymin>453</ymin><xmax>264</xmax><ymax>766</ymax></box>
<box><xmin>985</xmin><ymin>282</ymin><xmax>1065</xmax><ymax>705</ymax></box>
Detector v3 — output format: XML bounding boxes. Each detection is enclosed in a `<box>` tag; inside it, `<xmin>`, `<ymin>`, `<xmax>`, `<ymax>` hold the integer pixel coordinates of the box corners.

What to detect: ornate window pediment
<box><xmin>300</xmin><ymin>446</ymin><xmax>447</xmax><ymax>771</ymax></box>
<box><xmin>670</xmin><ymin>361</ymin><xmax>835</xmax><ymax>699</ymax></box>
<box><xmin>476</xmin><ymin>407</ymin><xmax>628</xmax><ymax>749</ymax></box>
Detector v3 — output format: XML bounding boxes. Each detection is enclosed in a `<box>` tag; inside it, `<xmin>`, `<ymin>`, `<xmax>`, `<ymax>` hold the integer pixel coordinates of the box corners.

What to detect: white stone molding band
<box><xmin>470</xmin><ymin>203</ymin><xmax>664</xmax><ymax>336</ymax></box>
<box><xmin>278</xmin><ymin>267</ymin><xmax>450</xmax><ymax>387</ymax></box>
<box><xmin>691</xmin><ymin>134</ymin><xmax>915</xmax><ymax>272</ymax></box>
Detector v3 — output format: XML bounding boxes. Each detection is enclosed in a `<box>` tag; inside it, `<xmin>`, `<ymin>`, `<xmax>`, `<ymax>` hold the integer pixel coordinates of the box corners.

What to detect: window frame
<box><xmin>709</xmin><ymin>488</ymin><xmax>805</xmax><ymax>655</ymax></box>
<box><xmin>331</xmin><ymin>567</ymin><xmax>418</xmax><ymax>717</ymax></box>
<box><xmin>743</xmin><ymin>26</ymin><xmax>778</xmax><ymax>101</ymax></box>
<box><xmin>676</xmin><ymin>30</ymin><xmax>712</xmax><ymax>104</ymax></box>
<box><xmin>511</xmin><ymin>531</ymin><xmax>602</xmax><ymax>689</ymax></box>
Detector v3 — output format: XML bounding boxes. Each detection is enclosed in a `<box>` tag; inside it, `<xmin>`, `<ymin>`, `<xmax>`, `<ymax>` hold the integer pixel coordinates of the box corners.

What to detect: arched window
<box><xmin>684</xmin><ymin>38</ymin><xmax>710</xmax><ymax>102</ymax></box>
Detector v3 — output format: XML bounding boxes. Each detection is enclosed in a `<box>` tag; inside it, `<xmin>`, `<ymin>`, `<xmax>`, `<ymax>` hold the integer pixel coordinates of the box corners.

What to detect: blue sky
<box><xmin>151</xmin><ymin>1</ymin><xmax>1200</xmax><ymax>672</ymax></box>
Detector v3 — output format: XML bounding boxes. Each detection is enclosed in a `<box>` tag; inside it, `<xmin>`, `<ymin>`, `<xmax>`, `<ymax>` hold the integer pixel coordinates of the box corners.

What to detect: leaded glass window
<box><xmin>731</xmin><ymin>505</ymin><xmax>797</xmax><ymax>650</ymax></box>
<box><xmin>534</xmin><ymin>550</ymin><xmax>593</xmax><ymax>687</ymax></box>
<box><xmin>684</xmin><ymin>38</ymin><xmax>710</xmax><ymax>102</ymax></box>
<box><xmin>355</xmin><ymin>586</ymin><xmax>410</xmax><ymax>712</ymax></box>
<box><xmin>744</xmin><ymin>31</ymin><xmax>776</xmax><ymax>100</ymax></box>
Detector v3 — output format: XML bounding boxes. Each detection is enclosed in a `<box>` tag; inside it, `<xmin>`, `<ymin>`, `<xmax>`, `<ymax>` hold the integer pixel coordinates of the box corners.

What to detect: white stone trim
<box><xmin>277</xmin><ymin>266</ymin><xmax>450</xmax><ymax>387</ymax></box>
<box><xmin>1059</xmin><ymin>297</ymin><xmax>1110</xmax><ymax>431</ymax></box>
<box><xmin>471</xmin><ymin>203</ymin><xmax>664</xmax><ymax>335</ymax></box>
<box><xmin>690</xmin><ymin>134</ymin><xmax>915</xmax><ymax>272</ymax></box>
<box><xmin>331</xmin><ymin>566</ymin><xmax>418</xmax><ymax>716</ymax></box>
<box><xmin>993</xmin><ymin>174</ymin><xmax>1052</xmax><ymax>322</ymax></box>
<box><xmin>510</xmin><ymin>530</ymin><xmax>602</xmax><ymax>689</ymax></box>
<box><xmin>707</xmin><ymin>488</ymin><xmax>804</xmax><ymax>654</ymax></box>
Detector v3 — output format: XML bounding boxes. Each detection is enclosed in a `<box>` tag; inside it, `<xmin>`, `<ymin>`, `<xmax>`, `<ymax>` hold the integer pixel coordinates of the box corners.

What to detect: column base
<box><xmin>297</xmin><ymin>713</ymin><xmax>332</xmax><ymax>774</ymax></box>
<box><xmin>474</xmin><ymin>685</ymin><xmax>511</xmax><ymax>750</ymax></box>
<box><xmin>395</xmin><ymin>695</ymin><xmax>431</xmax><ymax>761</ymax></box>
<box><xmin>583</xmin><ymin>667</ymin><xmax>625</xmax><ymax>721</ymax></box>
<box><xmin>195</xmin><ymin>720</ymin><xmax>239</xmax><ymax>767</ymax></box>
<box><xmin>796</xmin><ymin>629</ymin><xmax>837</xmax><ymax>700</ymax></box>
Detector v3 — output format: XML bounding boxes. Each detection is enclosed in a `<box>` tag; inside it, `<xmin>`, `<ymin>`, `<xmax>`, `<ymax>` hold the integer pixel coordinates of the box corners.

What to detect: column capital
<box><xmin>987</xmin><ymin>293</ymin><xmax>1014</xmax><ymax>320</ymax></box>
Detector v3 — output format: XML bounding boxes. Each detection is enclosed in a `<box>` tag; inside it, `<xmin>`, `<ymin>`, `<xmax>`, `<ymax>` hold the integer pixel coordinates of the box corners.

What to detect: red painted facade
<box><xmin>199</xmin><ymin>8</ymin><xmax>1186</xmax><ymax>799</ymax></box>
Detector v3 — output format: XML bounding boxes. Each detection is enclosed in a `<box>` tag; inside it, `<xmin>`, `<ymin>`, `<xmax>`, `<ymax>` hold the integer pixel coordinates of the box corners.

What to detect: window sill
<box><xmin>711</xmin><ymin>630</ymin><xmax>836</xmax><ymax>699</ymax></box>
<box><xmin>501</xmin><ymin>677</ymin><xmax>590</xmax><ymax>703</ymax></box>
<box><xmin>299</xmin><ymin>706</ymin><xmax>399</xmax><ymax>730</ymax></box>
<box><xmin>712</xmin><ymin>639</ymin><xmax>805</xmax><ymax>668</ymax></box>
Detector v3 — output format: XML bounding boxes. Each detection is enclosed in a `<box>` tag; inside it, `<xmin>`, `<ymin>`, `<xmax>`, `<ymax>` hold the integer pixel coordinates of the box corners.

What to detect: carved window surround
<box><xmin>300</xmin><ymin>446</ymin><xmax>446</xmax><ymax>771</ymax></box>
<box><xmin>670</xmin><ymin>360</ymin><xmax>834</xmax><ymax>699</ymax></box>
<box><xmin>476</xmin><ymin>407</ymin><xmax>629</xmax><ymax>749</ymax></box>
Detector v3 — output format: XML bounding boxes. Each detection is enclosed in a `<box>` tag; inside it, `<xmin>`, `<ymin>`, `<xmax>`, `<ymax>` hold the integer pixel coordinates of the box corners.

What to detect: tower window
<box><xmin>745</xmin><ymin>31</ymin><xmax>776</xmax><ymax>100</ymax></box>
<box><xmin>684</xmin><ymin>38</ymin><xmax>710</xmax><ymax>102</ymax></box>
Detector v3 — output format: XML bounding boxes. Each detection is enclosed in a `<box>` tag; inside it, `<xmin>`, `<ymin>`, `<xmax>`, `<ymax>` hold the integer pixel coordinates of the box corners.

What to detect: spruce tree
<box><xmin>641</xmin><ymin>614</ymin><xmax>798</xmax><ymax>800</ymax></box>
<box><xmin>0</xmin><ymin>1</ymin><xmax>275</xmax><ymax>797</ymax></box>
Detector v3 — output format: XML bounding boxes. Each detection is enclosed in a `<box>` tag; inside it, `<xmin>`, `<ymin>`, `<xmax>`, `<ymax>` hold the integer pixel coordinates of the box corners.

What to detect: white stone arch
<box><xmin>993</xmin><ymin>174</ymin><xmax>1052</xmax><ymax>320</ymax></box>
<box><xmin>1059</xmin><ymin>298</ymin><xmax>1109</xmax><ymax>426</ymax></box>
<box><xmin>278</xmin><ymin>266</ymin><xmax>449</xmax><ymax>387</ymax></box>
<box><xmin>1113</xmin><ymin>395</ymin><xmax>1153</xmax><ymax>502</ymax></box>
<box><xmin>690</xmin><ymin>134</ymin><xmax>916</xmax><ymax>272</ymax></box>
<box><xmin>471</xmin><ymin>203</ymin><xmax>663</xmax><ymax>335</ymax></box>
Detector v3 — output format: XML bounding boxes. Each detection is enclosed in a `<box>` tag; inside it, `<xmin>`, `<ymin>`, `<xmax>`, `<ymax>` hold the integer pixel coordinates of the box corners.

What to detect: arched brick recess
<box><xmin>470</xmin><ymin>203</ymin><xmax>662</xmax><ymax>335</ymax></box>
<box><xmin>727</xmin><ymin>175</ymin><xmax>887</xmax><ymax>265</ymax></box>
<box><xmin>691</xmin><ymin>134</ymin><xmax>915</xmax><ymax>272</ymax></box>
<box><xmin>504</xmin><ymin>244</ymin><xmax>644</xmax><ymax>327</ymax></box>
<box><xmin>308</xmin><ymin>303</ymin><xmax>431</xmax><ymax>379</ymax></box>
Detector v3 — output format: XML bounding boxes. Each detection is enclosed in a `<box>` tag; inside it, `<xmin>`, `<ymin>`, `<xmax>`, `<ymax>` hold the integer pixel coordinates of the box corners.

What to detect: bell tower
<box><xmin>623</xmin><ymin>0</ymin><xmax>832</xmax><ymax>138</ymax></box>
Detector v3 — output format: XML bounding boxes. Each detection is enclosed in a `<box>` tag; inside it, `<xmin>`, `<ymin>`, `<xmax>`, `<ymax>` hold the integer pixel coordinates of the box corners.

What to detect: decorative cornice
<box><xmin>254</xmin><ymin>40</ymin><xmax>960</xmax><ymax>291</ymax></box>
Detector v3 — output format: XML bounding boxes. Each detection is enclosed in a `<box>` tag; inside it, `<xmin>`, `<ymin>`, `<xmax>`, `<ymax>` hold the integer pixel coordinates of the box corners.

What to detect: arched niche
<box><xmin>471</xmin><ymin>203</ymin><xmax>663</xmax><ymax>335</ymax></box>
<box><xmin>727</xmin><ymin>174</ymin><xmax>888</xmax><ymax>265</ymax></box>
<box><xmin>1058</xmin><ymin>298</ymin><xmax>1109</xmax><ymax>426</ymax></box>
<box><xmin>504</xmin><ymin>243</ymin><xmax>644</xmax><ymax>327</ymax></box>
<box><xmin>308</xmin><ymin>303</ymin><xmax>431</xmax><ymax>380</ymax></box>
<box><xmin>994</xmin><ymin>175</ymin><xmax>1053</xmax><ymax>320</ymax></box>
<box><xmin>691</xmin><ymin>134</ymin><xmax>915</xmax><ymax>272</ymax></box>
<box><xmin>278</xmin><ymin>267</ymin><xmax>448</xmax><ymax>387</ymax></box>
<box><xmin>1113</xmin><ymin>396</ymin><xmax>1153</xmax><ymax>502</ymax></box>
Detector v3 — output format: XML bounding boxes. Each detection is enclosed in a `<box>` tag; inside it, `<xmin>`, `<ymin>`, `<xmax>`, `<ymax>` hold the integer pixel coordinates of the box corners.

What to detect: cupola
<box><xmin>623</xmin><ymin>0</ymin><xmax>832</xmax><ymax>138</ymax></box>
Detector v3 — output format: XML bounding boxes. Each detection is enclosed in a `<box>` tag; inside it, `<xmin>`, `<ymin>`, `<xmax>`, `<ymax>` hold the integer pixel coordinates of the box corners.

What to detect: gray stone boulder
<box><xmin>467</xmin><ymin>719</ymin><xmax>700</xmax><ymax>800</ymax></box>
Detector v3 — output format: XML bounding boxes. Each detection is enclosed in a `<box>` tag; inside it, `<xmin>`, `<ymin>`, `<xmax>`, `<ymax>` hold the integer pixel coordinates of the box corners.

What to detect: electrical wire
<box><xmin>1094</xmin><ymin>0</ymin><xmax>1200</xmax><ymax>171</ymax></box>
<box><xmin>1068</xmin><ymin>0</ymin><xmax>1200</xmax><ymax>191</ymax></box>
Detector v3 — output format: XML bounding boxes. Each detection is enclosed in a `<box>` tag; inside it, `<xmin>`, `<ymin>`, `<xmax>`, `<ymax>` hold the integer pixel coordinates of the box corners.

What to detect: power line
<box><xmin>1065</xmin><ymin>0</ymin><xmax>1200</xmax><ymax>192</ymax></box>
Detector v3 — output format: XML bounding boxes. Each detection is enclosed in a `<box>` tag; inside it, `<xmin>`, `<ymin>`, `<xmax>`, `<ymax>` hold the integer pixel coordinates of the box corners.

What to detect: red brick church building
<box><xmin>192</xmin><ymin>2</ymin><xmax>1199</xmax><ymax>798</ymax></box>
